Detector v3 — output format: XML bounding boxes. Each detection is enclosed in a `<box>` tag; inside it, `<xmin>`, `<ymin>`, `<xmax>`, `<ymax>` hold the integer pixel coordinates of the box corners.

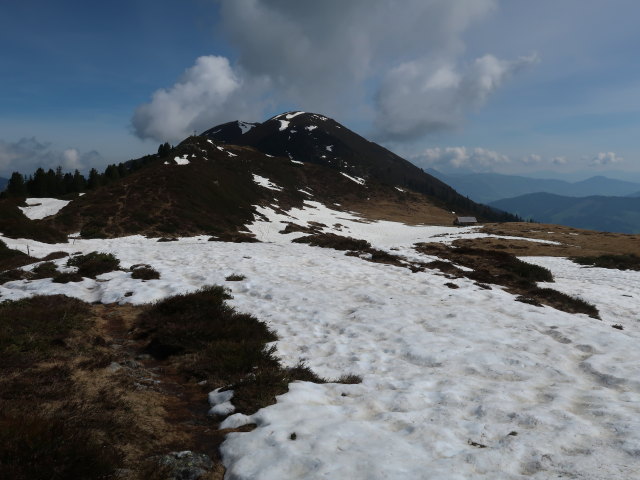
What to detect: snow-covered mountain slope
<box><xmin>203</xmin><ymin>111</ymin><xmax>518</xmax><ymax>223</ymax></box>
<box><xmin>1</xmin><ymin>212</ymin><xmax>638</xmax><ymax>479</ymax></box>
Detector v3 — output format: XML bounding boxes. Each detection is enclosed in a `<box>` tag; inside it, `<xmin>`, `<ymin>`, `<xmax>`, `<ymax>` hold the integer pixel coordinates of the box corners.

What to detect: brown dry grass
<box><xmin>342</xmin><ymin>189</ymin><xmax>456</xmax><ymax>225</ymax></box>
<box><xmin>479</xmin><ymin>222</ymin><xmax>640</xmax><ymax>257</ymax></box>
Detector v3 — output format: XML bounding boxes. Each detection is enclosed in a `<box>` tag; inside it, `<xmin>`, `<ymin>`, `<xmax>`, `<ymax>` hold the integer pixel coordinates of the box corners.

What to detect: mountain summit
<box><xmin>2</xmin><ymin>112</ymin><xmax>517</xmax><ymax>241</ymax></box>
<box><xmin>204</xmin><ymin>111</ymin><xmax>514</xmax><ymax>221</ymax></box>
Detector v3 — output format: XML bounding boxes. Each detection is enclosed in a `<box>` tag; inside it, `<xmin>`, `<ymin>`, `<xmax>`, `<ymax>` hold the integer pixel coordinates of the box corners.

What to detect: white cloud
<box><xmin>590</xmin><ymin>151</ymin><xmax>623</xmax><ymax>166</ymax></box>
<box><xmin>132</xmin><ymin>56</ymin><xmax>268</xmax><ymax>143</ymax></box>
<box><xmin>521</xmin><ymin>153</ymin><xmax>543</xmax><ymax>164</ymax></box>
<box><xmin>375</xmin><ymin>53</ymin><xmax>539</xmax><ymax>140</ymax></box>
<box><xmin>552</xmin><ymin>156</ymin><xmax>568</xmax><ymax>165</ymax></box>
<box><xmin>0</xmin><ymin>137</ymin><xmax>103</xmax><ymax>176</ymax></box>
<box><xmin>132</xmin><ymin>1</ymin><xmax>537</xmax><ymax>143</ymax></box>
<box><xmin>414</xmin><ymin>146</ymin><xmax>510</xmax><ymax>171</ymax></box>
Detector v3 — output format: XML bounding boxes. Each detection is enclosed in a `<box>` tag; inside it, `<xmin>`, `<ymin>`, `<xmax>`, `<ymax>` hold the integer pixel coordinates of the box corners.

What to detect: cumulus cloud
<box><xmin>375</xmin><ymin>53</ymin><xmax>538</xmax><ymax>141</ymax></box>
<box><xmin>413</xmin><ymin>146</ymin><xmax>510</xmax><ymax>172</ymax></box>
<box><xmin>0</xmin><ymin>137</ymin><xmax>103</xmax><ymax>176</ymax></box>
<box><xmin>590</xmin><ymin>151</ymin><xmax>623</xmax><ymax>166</ymax></box>
<box><xmin>132</xmin><ymin>0</ymin><xmax>537</xmax><ymax>143</ymax></box>
<box><xmin>132</xmin><ymin>56</ymin><xmax>268</xmax><ymax>143</ymax></box>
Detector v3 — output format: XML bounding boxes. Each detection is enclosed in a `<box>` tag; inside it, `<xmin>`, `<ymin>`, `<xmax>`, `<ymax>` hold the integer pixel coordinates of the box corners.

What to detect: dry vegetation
<box><xmin>415</xmin><ymin>243</ymin><xmax>600</xmax><ymax>319</ymax></box>
<box><xmin>479</xmin><ymin>222</ymin><xmax>640</xmax><ymax>257</ymax></box>
<box><xmin>0</xmin><ymin>286</ymin><xmax>360</xmax><ymax>479</ymax></box>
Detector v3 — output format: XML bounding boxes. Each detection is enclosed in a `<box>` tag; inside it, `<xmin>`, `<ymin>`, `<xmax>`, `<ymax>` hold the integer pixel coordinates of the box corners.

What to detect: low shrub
<box><xmin>533</xmin><ymin>288</ymin><xmax>600</xmax><ymax>319</ymax></box>
<box><xmin>0</xmin><ymin>269</ymin><xmax>29</xmax><ymax>284</ymax></box>
<box><xmin>571</xmin><ymin>253</ymin><xmax>640</xmax><ymax>271</ymax></box>
<box><xmin>0</xmin><ymin>412</ymin><xmax>121</xmax><ymax>480</ymax></box>
<box><xmin>31</xmin><ymin>261</ymin><xmax>58</xmax><ymax>279</ymax></box>
<box><xmin>52</xmin><ymin>272</ymin><xmax>84</xmax><ymax>283</ymax></box>
<box><xmin>208</xmin><ymin>232</ymin><xmax>260</xmax><ymax>243</ymax></box>
<box><xmin>131</xmin><ymin>264</ymin><xmax>161</xmax><ymax>280</ymax></box>
<box><xmin>0</xmin><ymin>295</ymin><xmax>91</xmax><ymax>366</ymax></box>
<box><xmin>67</xmin><ymin>252</ymin><xmax>120</xmax><ymax>278</ymax></box>
<box><xmin>135</xmin><ymin>286</ymin><xmax>334</xmax><ymax>415</ymax></box>
<box><xmin>292</xmin><ymin>233</ymin><xmax>371</xmax><ymax>251</ymax></box>
<box><xmin>225</xmin><ymin>273</ymin><xmax>246</xmax><ymax>281</ymax></box>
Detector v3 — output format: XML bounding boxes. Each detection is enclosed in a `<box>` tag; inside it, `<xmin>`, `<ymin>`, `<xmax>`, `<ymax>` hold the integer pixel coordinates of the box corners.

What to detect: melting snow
<box><xmin>252</xmin><ymin>174</ymin><xmax>283</xmax><ymax>191</ymax></box>
<box><xmin>340</xmin><ymin>172</ymin><xmax>365</xmax><ymax>185</ymax></box>
<box><xmin>285</xmin><ymin>111</ymin><xmax>305</xmax><ymax>120</ymax></box>
<box><xmin>1</xmin><ymin>226</ymin><xmax>638</xmax><ymax>479</ymax></box>
<box><xmin>174</xmin><ymin>155</ymin><xmax>190</xmax><ymax>165</ymax></box>
<box><xmin>278</xmin><ymin>120</ymin><xmax>290</xmax><ymax>131</ymax></box>
<box><xmin>238</xmin><ymin>121</ymin><xmax>255</xmax><ymax>134</ymax></box>
<box><xmin>19</xmin><ymin>198</ymin><xmax>71</xmax><ymax>220</ymax></box>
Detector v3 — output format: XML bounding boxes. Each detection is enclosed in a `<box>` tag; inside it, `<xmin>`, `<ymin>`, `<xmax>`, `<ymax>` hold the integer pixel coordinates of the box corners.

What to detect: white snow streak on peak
<box><xmin>326</xmin><ymin>145</ymin><xmax>333</xmax><ymax>152</ymax></box>
<box><xmin>238</xmin><ymin>121</ymin><xmax>255</xmax><ymax>134</ymax></box>
<box><xmin>174</xmin><ymin>155</ymin><xmax>190</xmax><ymax>165</ymax></box>
<box><xmin>304</xmin><ymin>125</ymin><xmax>317</xmax><ymax>131</ymax></box>
<box><xmin>278</xmin><ymin>120</ymin><xmax>290</xmax><ymax>131</ymax></box>
<box><xmin>340</xmin><ymin>172</ymin><xmax>365</xmax><ymax>185</ymax></box>
<box><xmin>395</xmin><ymin>187</ymin><xmax>405</xmax><ymax>192</ymax></box>
<box><xmin>19</xmin><ymin>198</ymin><xmax>70</xmax><ymax>220</ymax></box>
<box><xmin>290</xmin><ymin>159</ymin><xmax>304</xmax><ymax>165</ymax></box>
<box><xmin>252</xmin><ymin>174</ymin><xmax>282</xmax><ymax>191</ymax></box>
<box><xmin>285</xmin><ymin>111</ymin><xmax>305</xmax><ymax>120</ymax></box>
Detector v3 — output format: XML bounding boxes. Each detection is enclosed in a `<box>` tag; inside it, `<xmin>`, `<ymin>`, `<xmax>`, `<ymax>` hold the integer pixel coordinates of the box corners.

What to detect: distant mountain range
<box><xmin>490</xmin><ymin>193</ymin><xmax>640</xmax><ymax>234</ymax></box>
<box><xmin>429</xmin><ymin>170</ymin><xmax>640</xmax><ymax>204</ymax></box>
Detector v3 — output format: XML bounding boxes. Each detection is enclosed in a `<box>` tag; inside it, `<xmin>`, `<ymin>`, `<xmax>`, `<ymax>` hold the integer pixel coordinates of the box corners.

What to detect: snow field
<box><xmin>19</xmin><ymin>198</ymin><xmax>71</xmax><ymax>219</ymax></box>
<box><xmin>1</xmin><ymin>228</ymin><xmax>639</xmax><ymax>479</ymax></box>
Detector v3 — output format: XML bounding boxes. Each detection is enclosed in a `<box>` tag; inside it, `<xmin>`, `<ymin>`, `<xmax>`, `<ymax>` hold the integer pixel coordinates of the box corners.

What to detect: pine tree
<box><xmin>6</xmin><ymin>172</ymin><xmax>27</xmax><ymax>197</ymax></box>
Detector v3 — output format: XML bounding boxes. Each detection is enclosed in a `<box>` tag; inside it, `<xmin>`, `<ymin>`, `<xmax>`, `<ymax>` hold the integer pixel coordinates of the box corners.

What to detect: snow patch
<box><xmin>278</xmin><ymin>120</ymin><xmax>290</xmax><ymax>131</ymax></box>
<box><xmin>252</xmin><ymin>174</ymin><xmax>283</xmax><ymax>191</ymax></box>
<box><xmin>305</xmin><ymin>125</ymin><xmax>317</xmax><ymax>132</ymax></box>
<box><xmin>19</xmin><ymin>198</ymin><xmax>71</xmax><ymax>220</ymax></box>
<box><xmin>326</xmin><ymin>145</ymin><xmax>333</xmax><ymax>152</ymax></box>
<box><xmin>290</xmin><ymin>159</ymin><xmax>304</xmax><ymax>165</ymax></box>
<box><xmin>285</xmin><ymin>111</ymin><xmax>305</xmax><ymax>120</ymax></box>
<box><xmin>208</xmin><ymin>388</ymin><xmax>235</xmax><ymax>417</ymax></box>
<box><xmin>174</xmin><ymin>155</ymin><xmax>190</xmax><ymax>165</ymax></box>
<box><xmin>238</xmin><ymin>121</ymin><xmax>255</xmax><ymax>134</ymax></box>
<box><xmin>340</xmin><ymin>172</ymin><xmax>365</xmax><ymax>185</ymax></box>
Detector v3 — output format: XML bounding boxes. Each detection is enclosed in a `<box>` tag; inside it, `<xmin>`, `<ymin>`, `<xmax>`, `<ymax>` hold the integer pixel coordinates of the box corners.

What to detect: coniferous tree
<box><xmin>87</xmin><ymin>168</ymin><xmax>101</xmax><ymax>190</ymax></box>
<box><xmin>6</xmin><ymin>172</ymin><xmax>27</xmax><ymax>197</ymax></box>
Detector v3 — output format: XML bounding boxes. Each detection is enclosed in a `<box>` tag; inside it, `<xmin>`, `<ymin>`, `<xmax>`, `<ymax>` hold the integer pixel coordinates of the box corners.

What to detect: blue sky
<box><xmin>1</xmin><ymin>1</ymin><xmax>639</xmax><ymax>180</ymax></box>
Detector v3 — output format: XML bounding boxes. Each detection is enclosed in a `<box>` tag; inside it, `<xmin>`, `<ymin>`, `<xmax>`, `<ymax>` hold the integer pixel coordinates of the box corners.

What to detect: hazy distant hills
<box><xmin>490</xmin><ymin>193</ymin><xmax>640</xmax><ymax>234</ymax></box>
<box><xmin>429</xmin><ymin>170</ymin><xmax>640</xmax><ymax>204</ymax></box>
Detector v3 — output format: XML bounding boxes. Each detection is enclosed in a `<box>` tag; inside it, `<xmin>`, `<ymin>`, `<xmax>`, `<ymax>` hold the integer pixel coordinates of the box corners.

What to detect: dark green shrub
<box><xmin>292</xmin><ymin>233</ymin><xmax>371</xmax><ymax>251</ymax></box>
<box><xmin>31</xmin><ymin>261</ymin><xmax>58</xmax><ymax>279</ymax></box>
<box><xmin>225</xmin><ymin>273</ymin><xmax>246</xmax><ymax>281</ymax></box>
<box><xmin>131</xmin><ymin>265</ymin><xmax>160</xmax><ymax>280</ymax></box>
<box><xmin>52</xmin><ymin>272</ymin><xmax>84</xmax><ymax>283</ymax></box>
<box><xmin>0</xmin><ymin>295</ymin><xmax>90</xmax><ymax>366</ymax></box>
<box><xmin>0</xmin><ymin>413</ymin><xmax>121</xmax><ymax>480</ymax></box>
<box><xmin>572</xmin><ymin>254</ymin><xmax>640</xmax><ymax>271</ymax></box>
<box><xmin>67</xmin><ymin>252</ymin><xmax>120</xmax><ymax>278</ymax></box>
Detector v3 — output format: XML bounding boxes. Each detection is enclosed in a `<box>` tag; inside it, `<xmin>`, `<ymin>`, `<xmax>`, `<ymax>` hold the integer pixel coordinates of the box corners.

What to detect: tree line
<box><xmin>1</xmin><ymin>143</ymin><xmax>172</xmax><ymax>199</ymax></box>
